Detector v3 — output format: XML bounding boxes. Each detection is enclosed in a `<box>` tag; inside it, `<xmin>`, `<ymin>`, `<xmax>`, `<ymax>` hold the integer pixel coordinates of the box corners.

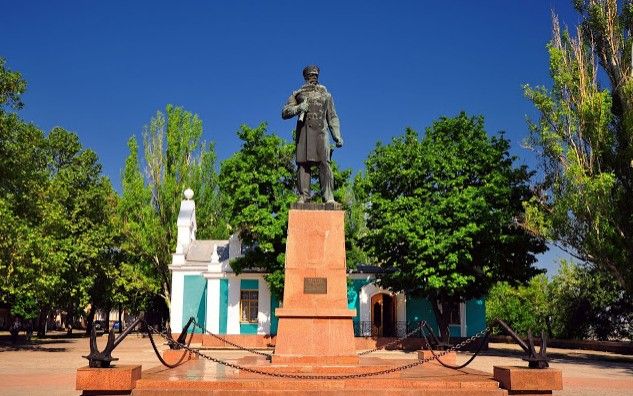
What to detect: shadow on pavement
<box><xmin>476</xmin><ymin>346</ymin><xmax>633</xmax><ymax>375</ymax></box>
<box><xmin>0</xmin><ymin>342</ymin><xmax>68</xmax><ymax>352</ymax></box>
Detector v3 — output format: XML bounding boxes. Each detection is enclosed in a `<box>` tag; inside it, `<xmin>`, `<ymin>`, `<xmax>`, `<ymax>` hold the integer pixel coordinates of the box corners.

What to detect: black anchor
<box><xmin>83</xmin><ymin>312</ymin><xmax>145</xmax><ymax>368</ymax></box>
<box><xmin>494</xmin><ymin>318</ymin><xmax>549</xmax><ymax>368</ymax></box>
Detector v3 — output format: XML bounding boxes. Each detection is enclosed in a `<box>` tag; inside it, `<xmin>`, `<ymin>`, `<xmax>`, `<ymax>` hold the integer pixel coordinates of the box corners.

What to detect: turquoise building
<box><xmin>169</xmin><ymin>191</ymin><xmax>486</xmax><ymax>338</ymax></box>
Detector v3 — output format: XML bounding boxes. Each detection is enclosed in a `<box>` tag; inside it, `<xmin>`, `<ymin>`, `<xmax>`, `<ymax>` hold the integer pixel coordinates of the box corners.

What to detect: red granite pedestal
<box><xmin>76</xmin><ymin>364</ymin><xmax>141</xmax><ymax>395</ymax></box>
<box><xmin>273</xmin><ymin>208</ymin><xmax>358</xmax><ymax>365</ymax></box>
<box><xmin>493</xmin><ymin>366</ymin><xmax>563</xmax><ymax>395</ymax></box>
<box><xmin>133</xmin><ymin>357</ymin><xmax>508</xmax><ymax>395</ymax></box>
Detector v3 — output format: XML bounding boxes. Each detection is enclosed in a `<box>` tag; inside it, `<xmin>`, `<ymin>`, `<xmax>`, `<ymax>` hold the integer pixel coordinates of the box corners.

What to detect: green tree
<box><xmin>343</xmin><ymin>175</ymin><xmax>372</xmax><ymax>268</ymax></box>
<box><xmin>119</xmin><ymin>105</ymin><xmax>227</xmax><ymax>312</ymax></box>
<box><xmin>360</xmin><ymin>113</ymin><xmax>546</xmax><ymax>341</ymax></box>
<box><xmin>1</xmin><ymin>58</ymin><xmax>119</xmax><ymax>335</ymax></box>
<box><xmin>524</xmin><ymin>0</ymin><xmax>633</xmax><ymax>293</ymax></box>
<box><xmin>486</xmin><ymin>275</ymin><xmax>550</xmax><ymax>337</ymax></box>
<box><xmin>1</xmin><ymin>127</ymin><xmax>117</xmax><ymax>335</ymax></box>
<box><xmin>219</xmin><ymin>123</ymin><xmax>296</xmax><ymax>297</ymax></box>
<box><xmin>0</xmin><ymin>57</ymin><xmax>26</xmax><ymax>110</ymax></box>
<box><xmin>549</xmin><ymin>260</ymin><xmax>632</xmax><ymax>340</ymax></box>
<box><xmin>0</xmin><ymin>114</ymin><xmax>48</xmax><ymax>302</ymax></box>
<box><xmin>488</xmin><ymin>261</ymin><xmax>632</xmax><ymax>341</ymax></box>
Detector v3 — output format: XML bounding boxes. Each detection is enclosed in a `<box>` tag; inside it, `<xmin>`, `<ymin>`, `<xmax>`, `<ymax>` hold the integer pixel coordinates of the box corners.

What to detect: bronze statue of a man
<box><xmin>282</xmin><ymin>65</ymin><xmax>344</xmax><ymax>204</ymax></box>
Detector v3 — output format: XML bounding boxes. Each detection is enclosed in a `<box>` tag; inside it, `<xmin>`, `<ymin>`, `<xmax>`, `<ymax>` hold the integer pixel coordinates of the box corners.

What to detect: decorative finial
<box><xmin>184</xmin><ymin>188</ymin><xmax>194</xmax><ymax>200</ymax></box>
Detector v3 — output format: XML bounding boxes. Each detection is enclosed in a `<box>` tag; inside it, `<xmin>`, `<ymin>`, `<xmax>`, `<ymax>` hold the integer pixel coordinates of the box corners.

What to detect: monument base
<box><xmin>273</xmin><ymin>310</ymin><xmax>359</xmax><ymax>365</ymax></box>
<box><xmin>494</xmin><ymin>366</ymin><xmax>563</xmax><ymax>394</ymax></box>
<box><xmin>133</xmin><ymin>357</ymin><xmax>508</xmax><ymax>395</ymax></box>
<box><xmin>76</xmin><ymin>364</ymin><xmax>141</xmax><ymax>395</ymax></box>
<box><xmin>272</xmin><ymin>208</ymin><xmax>359</xmax><ymax>365</ymax></box>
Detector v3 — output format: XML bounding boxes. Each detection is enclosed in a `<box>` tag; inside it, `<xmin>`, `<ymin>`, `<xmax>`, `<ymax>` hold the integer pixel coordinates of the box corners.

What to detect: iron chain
<box><xmin>357</xmin><ymin>321</ymin><xmax>426</xmax><ymax>355</ymax></box>
<box><xmin>419</xmin><ymin>325</ymin><xmax>492</xmax><ymax>370</ymax></box>
<box><xmin>190</xmin><ymin>319</ymin><xmax>273</xmax><ymax>358</ymax></box>
<box><xmin>146</xmin><ymin>323</ymin><xmax>487</xmax><ymax>380</ymax></box>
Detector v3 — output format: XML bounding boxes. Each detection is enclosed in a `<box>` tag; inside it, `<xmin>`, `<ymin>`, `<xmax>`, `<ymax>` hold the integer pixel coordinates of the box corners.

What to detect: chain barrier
<box><xmin>190</xmin><ymin>319</ymin><xmax>273</xmax><ymax>358</ymax></box>
<box><xmin>357</xmin><ymin>321</ymin><xmax>427</xmax><ymax>356</ymax></box>
<box><xmin>144</xmin><ymin>323</ymin><xmax>488</xmax><ymax>380</ymax></box>
<box><xmin>145</xmin><ymin>319</ymin><xmax>196</xmax><ymax>368</ymax></box>
<box><xmin>419</xmin><ymin>325</ymin><xmax>491</xmax><ymax>370</ymax></box>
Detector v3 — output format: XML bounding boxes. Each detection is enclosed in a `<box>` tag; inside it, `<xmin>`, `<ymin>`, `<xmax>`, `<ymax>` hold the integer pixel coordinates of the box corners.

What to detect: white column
<box><xmin>227</xmin><ymin>277</ymin><xmax>241</xmax><ymax>334</ymax></box>
<box><xmin>359</xmin><ymin>283</ymin><xmax>380</xmax><ymax>336</ymax></box>
<box><xmin>170</xmin><ymin>272</ymin><xmax>185</xmax><ymax>333</ymax></box>
<box><xmin>257</xmin><ymin>276</ymin><xmax>271</xmax><ymax>334</ymax></box>
<box><xmin>206</xmin><ymin>278</ymin><xmax>220</xmax><ymax>333</ymax></box>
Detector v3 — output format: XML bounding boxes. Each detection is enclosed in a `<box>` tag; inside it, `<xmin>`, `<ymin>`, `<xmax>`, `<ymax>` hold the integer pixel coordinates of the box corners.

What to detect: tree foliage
<box><xmin>549</xmin><ymin>260</ymin><xmax>632</xmax><ymax>340</ymax></box>
<box><xmin>0</xmin><ymin>58</ymin><xmax>26</xmax><ymax>110</ymax></box>
<box><xmin>486</xmin><ymin>275</ymin><xmax>550</xmax><ymax>336</ymax></box>
<box><xmin>360</xmin><ymin>113</ymin><xmax>546</xmax><ymax>341</ymax></box>
<box><xmin>219</xmin><ymin>124</ymin><xmax>296</xmax><ymax>297</ymax></box>
<box><xmin>119</xmin><ymin>105</ymin><xmax>227</xmax><ymax>312</ymax></box>
<box><xmin>0</xmin><ymin>61</ymin><xmax>118</xmax><ymax>333</ymax></box>
<box><xmin>524</xmin><ymin>0</ymin><xmax>633</xmax><ymax>293</ymax></box>
<box><xmin>487</xmin><ymin>261</ymin><xmax>632</xmax><ymax>340</ymax></box>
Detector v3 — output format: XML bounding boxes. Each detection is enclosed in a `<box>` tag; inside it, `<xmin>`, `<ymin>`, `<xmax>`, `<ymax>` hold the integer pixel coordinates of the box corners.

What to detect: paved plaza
<box><xmin>1</xmin><ymin>331</ymin><xmax>631</xmax><ymax>395</ymax></box>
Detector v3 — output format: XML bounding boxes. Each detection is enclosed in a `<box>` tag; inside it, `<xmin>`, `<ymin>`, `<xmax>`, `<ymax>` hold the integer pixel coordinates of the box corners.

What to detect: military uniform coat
<box><xmin>282</xmin><ymin>84</ymin><xmax>342</xmax><ymax>163</ymax></box>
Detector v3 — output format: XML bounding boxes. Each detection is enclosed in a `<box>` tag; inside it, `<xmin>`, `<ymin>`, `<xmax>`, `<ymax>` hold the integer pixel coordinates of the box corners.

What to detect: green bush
<box><xmin>486</xmin><ymin>275</ymin><xmax>549</xmax><ymax>336</ymax></box>
<box><xmin>487</xmin><ymin>261</ymin><xmax>632</xmax><ymax>340</ymax></box>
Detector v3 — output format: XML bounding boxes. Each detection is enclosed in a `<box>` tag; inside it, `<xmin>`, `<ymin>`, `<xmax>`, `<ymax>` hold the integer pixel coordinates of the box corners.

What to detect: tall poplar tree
<box><xmin>524</xmin><ymin>0</ymin><xmax>633</xmax><ymax>293</ymax></box>
<box><xmin>119</xmin><ymin>105</ymin><xmax>227</xmax><ymax>312</ymax></box>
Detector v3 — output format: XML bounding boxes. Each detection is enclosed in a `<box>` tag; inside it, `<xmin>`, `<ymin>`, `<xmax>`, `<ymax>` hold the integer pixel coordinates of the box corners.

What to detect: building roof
<box><xmin>186</xmin><ymin>240</ymin><xmax>229</xmax><ymax>262</ymax></box>
<box><xmin>352</xmin><ymin>265</ymin><xmax>392</xmax><ymax>274</ymax></box>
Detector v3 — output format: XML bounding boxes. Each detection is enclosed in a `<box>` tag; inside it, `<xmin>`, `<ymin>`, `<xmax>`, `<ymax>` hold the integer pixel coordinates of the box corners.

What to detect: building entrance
<box><xmin>370</xmin><ymin>293</ymin><xmax>396</xmax><ymax>337</ymax></box>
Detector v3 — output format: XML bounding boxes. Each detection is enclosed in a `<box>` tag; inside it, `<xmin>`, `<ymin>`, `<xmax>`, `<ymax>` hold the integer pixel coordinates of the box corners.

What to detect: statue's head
<box><xmin>302</xmin><ymin>65</ymin><xmax>319</xmax><ymax>85</ymax></box>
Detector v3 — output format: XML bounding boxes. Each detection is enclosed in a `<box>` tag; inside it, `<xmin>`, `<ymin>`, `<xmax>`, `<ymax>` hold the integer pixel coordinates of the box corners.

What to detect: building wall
<box><xmin>219</xmin><ymin>279</ymin><xmax>228</xmax><ymax>333</ymax></box>
<box><xmin>170</xmin><ymin>270</ymin><xmax>206</xmax><ymax>333</ymax></box>
<box><xmin>183</xmin><ymin>275</ymin><xmax>207</xmax><ymax>333</ymax></box>
<box><xmin>222</xmin><ymin>274</ymin><xmax>272</xmax><ymax>335</ymax></box>
<box><xmin>175</xmin><ymin>270</ymin><xmax>485</xmax><ymax>337</ymax></box>
<box><xmin>270</xmin><ymin>294</ymin><xmax>280</xmax><ymax>335</ymax></box>
<box><xmin>348</xmin><ymin>277</ymin><xmax>373</xmax><ymax>332</ymax></box>
<box><xmin>466</xmin><ymin>298</ymin><xmax>486</xmax><ymax>336</ymax></box>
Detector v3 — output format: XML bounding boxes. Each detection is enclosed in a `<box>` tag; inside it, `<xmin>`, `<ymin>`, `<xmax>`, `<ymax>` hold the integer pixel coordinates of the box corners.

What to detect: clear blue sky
<box><xmin>2</xmin><ymin>1</ymin><xmax>580</xmax><ymax>273</ymax></box>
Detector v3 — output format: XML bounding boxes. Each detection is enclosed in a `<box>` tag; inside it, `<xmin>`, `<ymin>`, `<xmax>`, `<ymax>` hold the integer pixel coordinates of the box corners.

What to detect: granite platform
<box><xmin>131</xmin><ymin>356</ymin><xmax>508</xmax><ymax>395</ymax></box>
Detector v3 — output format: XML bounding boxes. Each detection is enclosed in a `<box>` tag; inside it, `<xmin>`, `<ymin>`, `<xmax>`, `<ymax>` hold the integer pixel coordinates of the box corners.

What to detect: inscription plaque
<box><xmin>304</xmin><ymin>277</ymin><xmax>327</xmax><ymax>294</ymax></box>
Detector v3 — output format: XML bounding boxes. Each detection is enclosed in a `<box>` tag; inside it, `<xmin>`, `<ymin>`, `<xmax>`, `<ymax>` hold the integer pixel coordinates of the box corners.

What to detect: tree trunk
<box><xmin>430</xmin><ymin>298</ymin><xmax>453</xmax><ymax>344</ymax></box>
<box><xmin>36</xmin><ymin>306</ymin><xmax>48</xmax><ymax>338</ymax></box>
<box><xmin>85</xmin><ymin>304</ymin><xmax>96</xmax><ymax>336</ymax></box>
<box><xmin>162</xmin><ymin>282</ymin><xmax>171</xmax><ymax>313</ymax></box>
<box><xmin>66</xmin><ymin>304</ymin><xmax>74</xmax><ymax>336</ymax></box>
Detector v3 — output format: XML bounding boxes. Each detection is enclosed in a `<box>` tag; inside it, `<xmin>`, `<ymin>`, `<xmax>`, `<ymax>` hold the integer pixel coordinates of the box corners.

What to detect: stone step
<box><xmin>132</xmin><ymin>359</ymin><xmax>506</xmax><ymax>396</ymax></box>
<box><xmin>133</xmin><ymin>390</ymin><xmax>507</xmax><ymax>396</ymax></box>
